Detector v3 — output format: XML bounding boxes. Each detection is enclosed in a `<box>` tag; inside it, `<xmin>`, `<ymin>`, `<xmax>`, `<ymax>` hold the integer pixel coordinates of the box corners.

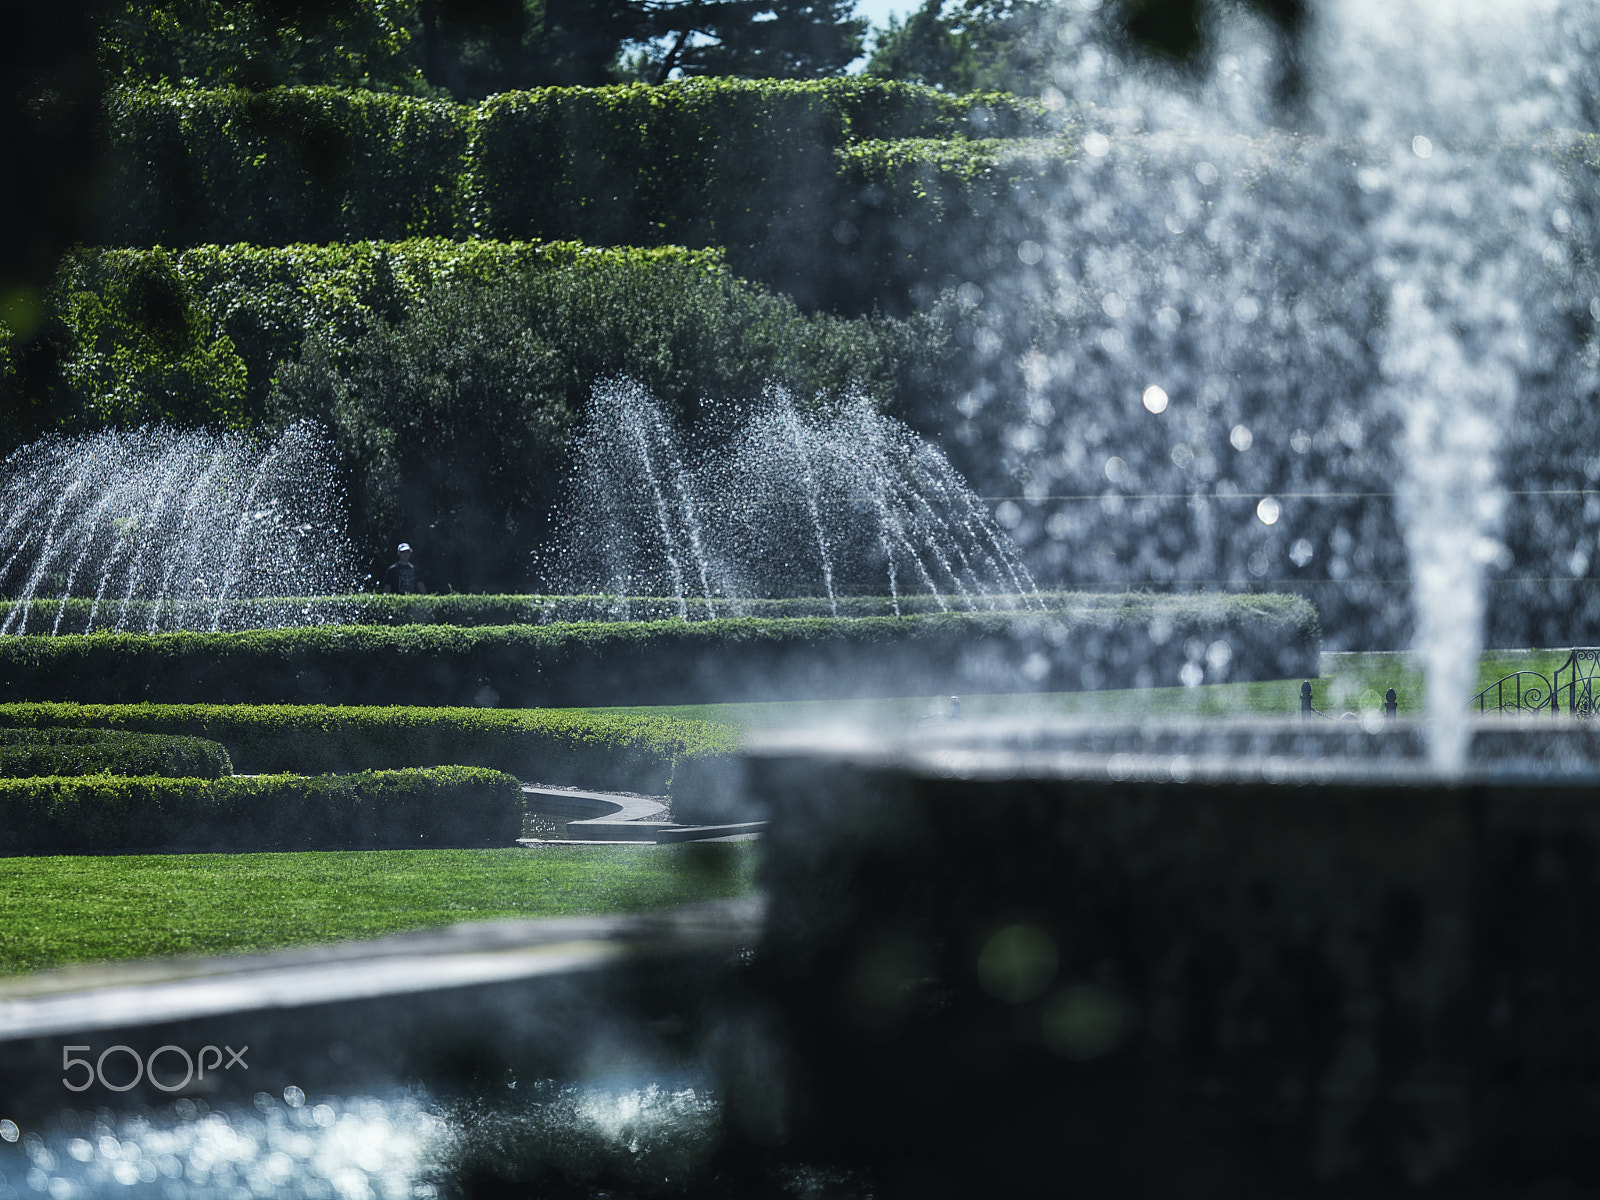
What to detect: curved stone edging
<box><xmin>520</xmin><ymin>784</ymin><xmax>764</xmax><ymax>844</ymax></box>
<box><xmin>522</xmin><ymin>785</ymin><xmax>670</xmax><ymax>824</ymax></box>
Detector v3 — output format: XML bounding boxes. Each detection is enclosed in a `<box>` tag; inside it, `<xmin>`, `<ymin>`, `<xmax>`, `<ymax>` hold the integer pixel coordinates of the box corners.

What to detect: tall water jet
<box><xmin>547</xmin><ymin>379</ymin><xmax>1043</xmax><ymax>612</ymax></box>
<box><xmin>0</xmin><ymin>424</ymin><xmax>355</xmax><ymax>634</ymax></box>
<box><xmin>1315</xmin><ymin>0</ymin><xmax>1580</xmax><ymax>769</ymax></box>
<box><xmin>970</xmin><ymin>0</ymin><xmax>1599</xmax><ymax>764</ymax></box>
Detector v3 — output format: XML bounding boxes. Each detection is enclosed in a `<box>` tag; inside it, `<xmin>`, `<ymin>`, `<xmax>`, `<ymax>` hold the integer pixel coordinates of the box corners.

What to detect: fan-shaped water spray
<box><xmin>0</xmin><ymin>424</ymin><xmax>355</xmax><ymax>634</ymax></box>
<box><xmin>545</xmin><ymin>379</ymin><xmax>1043</xmax><ymax>617</ymax></box>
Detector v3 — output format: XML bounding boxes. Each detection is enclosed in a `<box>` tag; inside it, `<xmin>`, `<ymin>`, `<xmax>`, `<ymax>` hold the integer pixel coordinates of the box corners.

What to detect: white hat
<box><xmin>398</xmin><ymin>542</ymin><xmax>411</xmax><ymax>552</ymax></box>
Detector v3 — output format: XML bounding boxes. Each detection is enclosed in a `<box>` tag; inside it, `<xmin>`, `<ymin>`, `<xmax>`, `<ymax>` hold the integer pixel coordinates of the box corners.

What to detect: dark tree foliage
<box><xmin>0</xmin><ymin>1</ymin><xmax>110</xmax><ymax>410</ymax></box>
<box><xmin>866</xmin><ymin>0</ymin><xmax>1056</xmax><ymax>96</ymax></box>
<box><xmin>867</xmin><ymin>0</ymin><xmax>1308</xmax><ymax>99</ymax></box>
<box><xmin>99</xmin><ymin>0</ymin><xmax>422</xmax><ymax>91</ymax></box>
<box><xmin>96</xmin><ymin>0</ymin><xmax>866</xmax><ymax>96</ymax></box>
<box><xmin>410</xmin><ymin>0</ymin><xmax>867</xmax><ymax>91</ymax></box>
<box><xmin>632</xmin><ymin>0</ymin><xmax>866</xmax><ymax>82</ymax></box>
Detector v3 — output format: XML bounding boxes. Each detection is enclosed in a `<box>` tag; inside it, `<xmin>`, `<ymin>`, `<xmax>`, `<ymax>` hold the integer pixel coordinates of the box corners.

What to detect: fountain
<box><xmin>8</xmin><ymin>2</ymin><xmax>1600</xmax><ymax>1195</ymax></box>
<box><xmin>934</xmin><ymin>0</ymin><xmax>1600</xmax><ymax>769</ymax></box>
<box><xmin>709</xmin><ymin>3</ymin><xmax>1600</xmax><ymax>1191</ymax></box>
<box><xmin>0</xmin><ymin>424</ymin><xmax>355</xmax><ymax>634</ymax></box>
<box><xmin>543</xmin><ymin>378</ymin><xmax>1044</xmax><ymax>617</ymax></box>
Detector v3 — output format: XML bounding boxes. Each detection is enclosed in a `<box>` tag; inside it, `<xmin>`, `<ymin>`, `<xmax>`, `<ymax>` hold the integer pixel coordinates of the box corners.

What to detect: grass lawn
<box><xmin>595</xmin><ymin>648</ymin><xmax>1579</xmax><ymax>729</ymax></box>
<box><xmin>0</xmin><ymin>843</ymin><xmax>759</xmax><ymax>976</ymax></box>
<box><xmin>1</xmin><ymin>647</ymin><xmax>1573</xmax><ymax>979</ymax></box>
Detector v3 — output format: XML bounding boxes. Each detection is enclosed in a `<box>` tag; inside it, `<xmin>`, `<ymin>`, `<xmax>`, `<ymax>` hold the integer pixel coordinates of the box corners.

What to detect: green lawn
<box><xmin>0</xmin><ymin>843</ymin><xmax>759</xmax><ymax>976</ymax></box>
<box><xmin>2</xmin><ymin>646</ymin><xmax>1572</xmax><ymax>979</ymax></box>
<box><xmin>595</xmin><ymin>648</ymin><xmax>1578</xmax><ymax>729</ymax></box>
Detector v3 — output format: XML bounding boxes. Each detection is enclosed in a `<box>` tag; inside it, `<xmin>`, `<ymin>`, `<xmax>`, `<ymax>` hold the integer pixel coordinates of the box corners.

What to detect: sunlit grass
<box><xmin>595</xmin><ymin>648</ymin><xmax>1580</xmax><ymax>730</ymax></box>
<box><xmin>0</xmin><ymin>843</ymin><xmax>759</xmax><ymax>976</ymax></box>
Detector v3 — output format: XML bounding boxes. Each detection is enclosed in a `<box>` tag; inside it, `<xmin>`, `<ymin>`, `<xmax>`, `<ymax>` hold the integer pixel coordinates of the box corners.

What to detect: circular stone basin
<box><xmin>728</xmin><ymin>717</ymin><xmax>1600</xmax><ymax>1195</ymax></box>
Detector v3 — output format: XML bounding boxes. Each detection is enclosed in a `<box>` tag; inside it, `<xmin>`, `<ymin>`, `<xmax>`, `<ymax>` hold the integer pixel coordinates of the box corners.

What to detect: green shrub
<box><xmin>0</xmin><ymin>596</ymin><xmax>1320</xmax><ymax>708</ymax></box>
<box><xmin>0</xmin><ymin>702</ymin><xmax>739</xmax><ymax>794</ymax></box>
<box><xmin>0</xmin><ymin>766</ymin><xmax>522</xmax><ymax>854</ymax></box>
<box><xmin>0</xmin><ymin>727</ymin><xmax>232</xmax><ymax>780</ymax></box>
<box><xmin>31</xmin><ymin>240</ymin><xmax>723</xmax><ymax>435</ymax></box>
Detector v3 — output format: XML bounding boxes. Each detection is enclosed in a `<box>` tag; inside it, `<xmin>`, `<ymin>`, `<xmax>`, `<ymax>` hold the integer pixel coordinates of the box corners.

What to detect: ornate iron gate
<box><xmin>1472</xmin><ymin>648</ymin><xmax>1600</xmax><ymax>716</ymax></box>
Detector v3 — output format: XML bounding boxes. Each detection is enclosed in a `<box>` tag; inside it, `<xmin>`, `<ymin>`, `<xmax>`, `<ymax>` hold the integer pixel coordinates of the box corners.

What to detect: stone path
<box><xmin>519</xmin><ymin>784</ymin><xmax>765</xmax><ymax>845</ymax></box>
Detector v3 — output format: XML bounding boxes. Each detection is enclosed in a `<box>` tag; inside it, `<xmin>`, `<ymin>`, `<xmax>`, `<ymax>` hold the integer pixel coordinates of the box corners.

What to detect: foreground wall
<box><xmin>735</xmin><ymin>738</ymin><xmax>1600</xmax><ymax>1196</ymax></box>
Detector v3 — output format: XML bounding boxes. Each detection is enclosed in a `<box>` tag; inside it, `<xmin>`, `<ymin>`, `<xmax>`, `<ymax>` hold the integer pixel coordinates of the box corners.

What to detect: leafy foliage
<box><xmin>99</xmin><ymin>0</ymin><xmax>424</xmax><ymax>92</ymax></box>
<box><xmin>3</xmin><ymin>238</ymin><xmax>953</xmax><ymax>591</ymax></box>
<box><xmin>866</xmin><ymin>0</ymin><xmax>1062</xmax><ymax>95</ymax></box>
<box><xmin>0</xmin><ymin>765</ymin><xmax>523</xmax><ymax>854</ymax></box>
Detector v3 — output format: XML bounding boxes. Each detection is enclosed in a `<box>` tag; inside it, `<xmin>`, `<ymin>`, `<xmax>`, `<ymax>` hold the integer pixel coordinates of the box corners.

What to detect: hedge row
<box><xmin>0</xmin><ymin>727</ymin><xmax>233</xmax><ymax>780</ymax></box>
<box><xmin>0</xmin><ymin>703</ymin><xmax>739</xmax><ymax>793</ymax></box>
<box><xmin>97</xmin><ymin>80</ymin><xmax>1057</xmax><ymax>309</ymax></box>
<box><xmin>0</xmin><ymin>598</ymin><xmax>1321</xmax><ymax>708</ymax></box>
<box><xmin>0</xmin><ymin>766</ymin><xmax>523</xmax><ymax>855</ymax></box>
<box><xmin>102</xmin><ymin>80</ymin><xmax>1051</xmax><ymax>246</ymax></box>
<box><xmin>2</xmin><ymin>588</ymin><xmax>1318</xmax><ymax>633</ymax></box>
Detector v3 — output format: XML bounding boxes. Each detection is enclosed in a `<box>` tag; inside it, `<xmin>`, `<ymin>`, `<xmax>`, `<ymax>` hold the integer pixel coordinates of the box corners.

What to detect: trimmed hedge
<box><xmin>0</xmin><ymin>728</ymin><xmax>232</xmax><ymax>780</ymax></box>
<box><xmin>93</xmin><ymin>79</ymin><xmax>1055</xmax><ymax>310</ymax></box>
<box><xmin>0</xmin><ymin>766</ymin><xmax>523</xmax><ymax>855</ymax></box>
<box><xmin>105</xmin><ymin>86</ymin><xmax>472</xmax><ymax>248</ymax></box>
<box><xmin>0</xmin><ymin>596</ymin><xmax>1320</xmax><ymax>707</ymax></box>
<box><xmin>0</xmin><ymin>703</ymin><xmax>739</xmax><ymax>794</ymax></box>
<box><xmin>101</xmin><ymin>80</ymin><xmax>1050</xmax><ymax>248</ymax></box>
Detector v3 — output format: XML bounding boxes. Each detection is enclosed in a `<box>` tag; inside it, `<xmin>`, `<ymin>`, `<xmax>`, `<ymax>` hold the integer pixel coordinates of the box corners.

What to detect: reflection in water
<box><xmin>0</xmin><ymin>1080</ymin><xmax>735</xmax><ymax>1200</ymax></box>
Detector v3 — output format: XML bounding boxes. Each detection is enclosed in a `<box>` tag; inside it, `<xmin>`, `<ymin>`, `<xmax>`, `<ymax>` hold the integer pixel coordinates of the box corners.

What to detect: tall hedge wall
<box><xmin>106</xmin><ymin>87</ymin><xmax>472</xmax><ymax>248</ymax></box>
<box><xmin>97</xmin><ymin>79</ymin><xmax>1057</xmax><ymax>310</ymax></box>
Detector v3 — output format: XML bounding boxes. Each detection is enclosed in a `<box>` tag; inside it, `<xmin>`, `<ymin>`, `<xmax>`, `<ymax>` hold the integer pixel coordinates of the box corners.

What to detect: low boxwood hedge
<box><xmin>0</xmin><ymin>596</ymin><xmax>1320</xmax><ymax>708</ymax></box>
<box><xmin>0</xmin><ymin>728</ymin><xmax>232</xmax><ymax>780</ymax></box>
<box><xmin>0</xmin><ymin>766</ymin><xmax>522</xmax><ymax>855</ymax></box>
<box><xmin>0</xmin><ymin>703</ymin><xmax>738</xmax><ymax>794</ymax></box>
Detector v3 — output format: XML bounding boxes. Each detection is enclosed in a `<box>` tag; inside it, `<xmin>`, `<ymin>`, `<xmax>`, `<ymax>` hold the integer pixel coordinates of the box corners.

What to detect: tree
<box><xmin>634</xmin><ymin>0</ymin><xmax>866</xmax><ymax>82</ymax></box>
<box><xmin>867</xmin><ymin>0</ymin><xmax>1309</xmax><ymax>97</ymax></box>
<box><xmin>865</xmin><ymin>0</ymin><xmax>1056</xmax><ymax>95</ymax></box>
<box><xmin>100</xmin><ymin>0</ymin><xmax>423</xmax><ymax>91</ymax></box>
